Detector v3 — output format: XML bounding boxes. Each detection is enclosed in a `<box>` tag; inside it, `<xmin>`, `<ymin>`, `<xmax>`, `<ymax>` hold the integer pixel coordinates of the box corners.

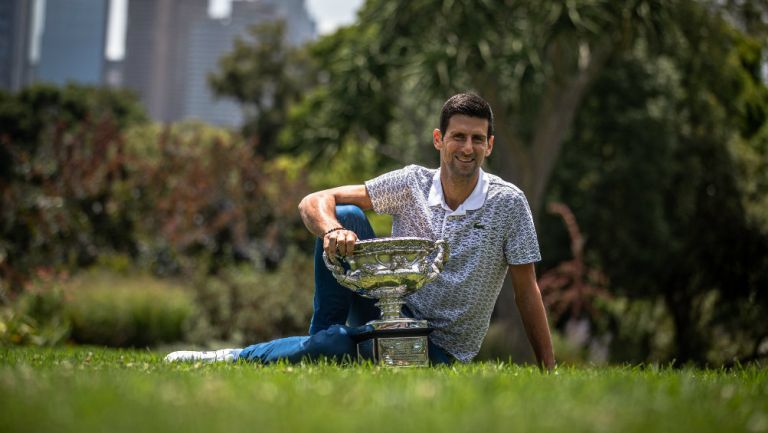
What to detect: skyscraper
<box><xmin>36</xmin><ymin>0</ymin><xmax>109</xmax><ymax>85</ymax></box>
<box><xmin>122</xmin><ymin>0</ymin><xmax>316</xmax><ymax>126</ymax></box>
<box><xmin>3</xmin><ymin>0</ymin><xmax>318</xmax><ymax>127</ymax></box>
<box><xmin>182</xmin><ymin>0</ymin><xmax>274</xmax><ymax>126</ymax></box>
<box><xmin>0</xmin><ymin>0</ymin><xmax>32</xmax><ymax>91</ymax></box>
<box><xmin>122</xmin><ymin>0</ymin><xmax>189</xmax><ymax>122</ymax></box>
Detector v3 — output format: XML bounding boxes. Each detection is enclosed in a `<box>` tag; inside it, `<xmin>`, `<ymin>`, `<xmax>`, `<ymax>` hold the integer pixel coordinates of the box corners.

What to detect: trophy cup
<box><xmin>323</xmin><ymin>237</ymin><xmax>449</xmax><ymax>367</ymax></box>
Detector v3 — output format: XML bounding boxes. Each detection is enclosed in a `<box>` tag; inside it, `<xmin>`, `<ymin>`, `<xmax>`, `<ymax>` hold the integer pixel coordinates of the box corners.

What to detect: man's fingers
<box><xmin>336</xmin><ymin>232</ymin><xmax>348</xmax><ymax>256</ymax></box>
<box><xmin>325</xmin><ymin>229</ymin><xmax>358</xmax><ymax>257</ymax></box>
<box><xmin>324</xmin><ymin>235</ymin><xmax>337</xmax><ymax>262</ymax></box>
<box><xmin>344</xmin><ymin>232</ymin><xmax>357</xmax><ymax>256</ymax></box>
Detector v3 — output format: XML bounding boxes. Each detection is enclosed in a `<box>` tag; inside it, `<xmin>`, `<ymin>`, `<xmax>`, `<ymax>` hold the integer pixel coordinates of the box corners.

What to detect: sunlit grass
<box><xmin>1</xmin><ymin>347</ymin><xmax>766</xmax><ymax>433</ymax></box>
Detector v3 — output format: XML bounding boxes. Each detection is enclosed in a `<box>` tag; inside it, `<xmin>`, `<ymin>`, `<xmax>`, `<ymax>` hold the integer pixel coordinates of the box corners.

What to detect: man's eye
<box><xmin>453</xmin><ymin>135</ymin><xmax>465</xmax><ymax>141</ymax></box>
<box><xmin>472</xmin><ymin>136</ymin><xmax>485</xmax><ymax>143</ymax></box>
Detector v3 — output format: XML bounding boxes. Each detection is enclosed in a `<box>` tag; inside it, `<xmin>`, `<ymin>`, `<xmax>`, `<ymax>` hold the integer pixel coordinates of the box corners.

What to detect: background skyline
<box><xmin>1</xmin><ymin>0</ymin><xmax>363</xmax><ymax>126</ymax></box>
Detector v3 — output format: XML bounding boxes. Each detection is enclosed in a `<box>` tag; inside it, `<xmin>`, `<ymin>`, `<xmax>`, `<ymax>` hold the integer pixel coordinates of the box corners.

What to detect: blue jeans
<box><xmin>238</xmin><ymin>205</ymin><xmax>454</xmax><ymax>365</ymax></box>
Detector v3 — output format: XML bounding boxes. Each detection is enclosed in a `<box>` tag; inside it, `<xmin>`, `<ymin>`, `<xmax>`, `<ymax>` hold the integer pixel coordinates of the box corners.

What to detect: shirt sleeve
<box><xmin>364</xmin><ymin>165</ymin><xmax>416</xmax><ymax>215</ymax></box>
<box><xmin>504</xmin><ymin>191</ymin><xmax>542</xmax><ymax>265</ymax></box>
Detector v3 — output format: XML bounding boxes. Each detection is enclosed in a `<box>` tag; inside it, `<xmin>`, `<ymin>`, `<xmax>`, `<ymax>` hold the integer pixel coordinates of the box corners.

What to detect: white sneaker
<box><xmin>164</xmin><ymin>348</ymin><xmax>242</xmax><ymax>363</ymax></box>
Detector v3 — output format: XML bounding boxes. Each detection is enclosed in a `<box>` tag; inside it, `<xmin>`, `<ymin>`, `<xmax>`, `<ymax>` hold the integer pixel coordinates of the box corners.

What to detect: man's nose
<box><xmin>460</xmin><ymin>137</ymin><xmax>473</xmax><ymax>152</ymax></box>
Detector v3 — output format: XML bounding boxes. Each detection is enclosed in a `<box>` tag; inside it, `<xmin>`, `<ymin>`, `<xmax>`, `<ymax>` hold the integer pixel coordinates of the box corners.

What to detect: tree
<box><xmin>209</xmin><ymin>21</ymin><xmax>316</xmax><ymax>156</ymax></box>
<box><xmin>544</xmin><ymin>5</ymin><xmax>768</xmax><ymax>363</ymax></box>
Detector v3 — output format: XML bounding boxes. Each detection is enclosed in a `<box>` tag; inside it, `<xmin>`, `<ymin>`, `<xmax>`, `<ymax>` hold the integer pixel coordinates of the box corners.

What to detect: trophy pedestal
<box><xmin>353</xmin><ymin>320</ymin><xmax>433</xmax><ymax>367</ymax></box>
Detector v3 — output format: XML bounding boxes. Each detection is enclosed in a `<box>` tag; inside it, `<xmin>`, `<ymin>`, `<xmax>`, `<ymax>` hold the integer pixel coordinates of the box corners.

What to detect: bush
<box><xmin>190</xmin><ymin>247</ymin><xmax>314</xmax><ymax>345</ymax></box>
<box><xmin>65</xmin><ymin>271</ymin><xmax>197</xmax><ymax>347</ymax></box>
<box><xmin>0</xmin><ymin>304</ymin><xmax>70</xmax><ymax>347</ymax></box>
<box><xmin>0</xmin><ymin>272</ymin><xmax>71</xmax><ymax>347</ymax></box>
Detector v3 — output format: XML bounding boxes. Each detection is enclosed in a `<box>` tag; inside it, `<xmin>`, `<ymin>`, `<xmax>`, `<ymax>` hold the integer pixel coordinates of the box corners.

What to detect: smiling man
<box><xmin>165</xmin><ymin>93</ymin><xmax>555</xmax><ymax>369</ymax></box>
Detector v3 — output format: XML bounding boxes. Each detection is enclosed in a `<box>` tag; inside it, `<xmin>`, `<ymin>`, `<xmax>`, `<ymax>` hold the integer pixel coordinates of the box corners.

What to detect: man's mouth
<box><xmin>455</xmin><ymin>155</ymin><xmax>475</xmax><ymax>164</ymax></box>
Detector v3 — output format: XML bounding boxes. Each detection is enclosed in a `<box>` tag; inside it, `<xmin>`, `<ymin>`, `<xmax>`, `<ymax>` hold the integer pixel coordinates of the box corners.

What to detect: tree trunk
<box><xmin>665</xmin><ymin>291</ymin><xmax>705</xmax><ymax>365</ymax></box>
<box><xmin>500</xmin><ymin>41</ymin><xmax>613</xmax><ymax>215</ymax></box>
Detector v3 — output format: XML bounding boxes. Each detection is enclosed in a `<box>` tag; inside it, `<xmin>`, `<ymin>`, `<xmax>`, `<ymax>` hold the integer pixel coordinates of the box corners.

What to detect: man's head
<box><xmin>434</xmin><ymin>93</ymin><xmax>495</xmax><ymax>181</ymax></box>
<box><xmin>439</xmin><ymin>93</ymin><xmax>494</xmax><ymax>138</ymax></box>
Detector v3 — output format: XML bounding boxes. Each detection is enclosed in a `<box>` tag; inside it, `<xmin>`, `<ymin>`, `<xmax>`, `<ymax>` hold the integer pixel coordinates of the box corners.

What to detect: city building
<box><xmin>0</xmin><ymin>0</ymin><xmax>32</xmax><ymax>91</ymax></box>
<box><xmin>36</xmin><ymin>0</ymin><xmax>109</xmax><ymax>86</ymax></box>
<box><xmin>2</xmin><ymin>0</ymin><xmax>317</xmax><ymax>127</ymax></box>
<box><xmin>122</xmin><ymin>0</ymin><xmax>316</xmax><ymax>125</ymax></box>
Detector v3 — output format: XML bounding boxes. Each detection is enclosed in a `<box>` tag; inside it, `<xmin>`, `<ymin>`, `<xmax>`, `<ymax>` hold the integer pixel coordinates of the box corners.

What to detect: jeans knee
<box><xmin>335</xmin><ymin>205</ymin><xmax>366</xmax><ymax>226</ymax></box>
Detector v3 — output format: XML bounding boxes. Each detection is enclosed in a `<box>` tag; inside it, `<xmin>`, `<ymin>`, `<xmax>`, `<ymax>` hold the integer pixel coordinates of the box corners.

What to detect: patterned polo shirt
<box><xmin>364</xmin><ymin>164</ymin><xmax>541</xmax><ymax>362</ymax></box>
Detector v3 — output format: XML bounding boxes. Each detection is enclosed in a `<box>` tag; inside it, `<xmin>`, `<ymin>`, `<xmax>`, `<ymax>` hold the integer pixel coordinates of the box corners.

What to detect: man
<box><xmin>166</xmin><ymin>93</ymin><xmax>555</xmax><ymax>369</ymax></box>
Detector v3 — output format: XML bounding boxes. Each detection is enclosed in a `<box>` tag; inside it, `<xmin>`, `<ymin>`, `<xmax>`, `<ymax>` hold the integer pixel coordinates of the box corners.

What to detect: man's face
<box><xmin>433</xmin><ymin>114</ymin><xmax>494</xmax><ymax>180</ymax></box>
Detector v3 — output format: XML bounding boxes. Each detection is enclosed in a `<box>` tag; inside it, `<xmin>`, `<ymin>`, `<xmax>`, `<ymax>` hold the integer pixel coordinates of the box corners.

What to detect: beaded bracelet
<box><xmin>323</xmin><ymin>227</ymin><xmax>346</xmax><ymax>236</ymax></box>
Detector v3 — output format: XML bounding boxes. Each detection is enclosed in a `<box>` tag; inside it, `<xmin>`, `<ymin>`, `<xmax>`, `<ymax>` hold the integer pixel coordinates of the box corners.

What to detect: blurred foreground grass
<box><xmin>1</xmin><ymin>347</ymin><xmax>766</xmax><ymax>433</ymax></box>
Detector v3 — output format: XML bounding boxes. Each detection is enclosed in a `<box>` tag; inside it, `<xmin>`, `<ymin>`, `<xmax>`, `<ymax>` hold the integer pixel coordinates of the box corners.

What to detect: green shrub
<box><xmin>0</xmin><ymin>305</ymin><xmax>70</xmax><ymax>347</ymax></box>
<box><xmin>65</xmin><ymin>271</ymin><xmax>197</xmax><ymax>347</ymax></box>
<box><xmin>191</xmin><ymin>247</ymin><xmax>314</xmax><ymax>345</ymax></box>
<box><xmin>0</xmin><ymin>278</ymin><xmax>71</xmax><ymax>347</ymax></box>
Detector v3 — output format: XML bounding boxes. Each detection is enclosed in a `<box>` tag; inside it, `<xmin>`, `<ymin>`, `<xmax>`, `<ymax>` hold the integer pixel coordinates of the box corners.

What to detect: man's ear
<box><xmin>433</xmin><ymin>128</ymin><xmax>443</xmax><ymax>150</ymax></box>
<box><xmin>486</xmin><ymin>135</ymin><xmax>495</xmax><ymax>156</ymax></box>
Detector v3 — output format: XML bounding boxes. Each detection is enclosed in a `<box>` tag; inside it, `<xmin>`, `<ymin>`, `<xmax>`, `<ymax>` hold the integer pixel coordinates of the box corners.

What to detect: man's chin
<box><xmin>447</xmin><ymin>163</ymin><xmax>479</xmax><ymax>179</ymax></box>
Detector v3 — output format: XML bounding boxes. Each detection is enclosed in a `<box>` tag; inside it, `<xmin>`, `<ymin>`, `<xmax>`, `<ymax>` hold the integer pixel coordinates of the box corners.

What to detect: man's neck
<box><xmin>440</xmin><ymin>170</ymin><xmax>479</xmax><ymax>210</ymax></box>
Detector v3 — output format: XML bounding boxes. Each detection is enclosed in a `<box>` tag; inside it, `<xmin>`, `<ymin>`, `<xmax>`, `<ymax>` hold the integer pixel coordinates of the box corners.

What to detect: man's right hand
<box><xmin>298</xmin><ymin>184</ymin><xmax>372</xmax><ymax>259</ymax></box>
<box><xmin>323</xmin><ymin>228</ymin><xmax>359</xmax><ymax>260</ymax></box>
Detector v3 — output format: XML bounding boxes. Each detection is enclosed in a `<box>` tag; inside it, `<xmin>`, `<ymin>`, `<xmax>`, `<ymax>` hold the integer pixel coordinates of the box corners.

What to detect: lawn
<box><xmin>0</xmin><ymin>347</ymin><xmax>766</xmax><ymax>433</ymax></box>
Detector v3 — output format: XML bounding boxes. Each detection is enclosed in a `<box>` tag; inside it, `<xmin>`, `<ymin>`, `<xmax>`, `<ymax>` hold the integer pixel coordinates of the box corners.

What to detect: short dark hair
<box><xmin>439</xmin><ymin>93</ymin><xmax>494</xmax><ymax>137</ymax></box>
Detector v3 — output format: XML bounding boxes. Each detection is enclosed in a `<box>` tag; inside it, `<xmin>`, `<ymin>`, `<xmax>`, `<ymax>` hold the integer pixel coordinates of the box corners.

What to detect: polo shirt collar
<box><xmin>428</xmin><ymin>168</ymin><xmax>490</xmax><ymax>215</ymax></box>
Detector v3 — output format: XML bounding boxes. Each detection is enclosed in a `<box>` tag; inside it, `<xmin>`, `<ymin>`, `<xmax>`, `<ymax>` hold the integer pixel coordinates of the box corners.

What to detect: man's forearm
<box><xmin>516</xmin><ymin>290</ymin><xmax>556</xmax><ymax>370</ymax></box>
<box><xmin>298</xmin><ymin>185</ymin><xmax>373</xmax><ymax>238</ymax></box>
<box><xmin>298</xmin><ymin>192</ymin><xmax>340</xmax><ymax>237</ymax></box>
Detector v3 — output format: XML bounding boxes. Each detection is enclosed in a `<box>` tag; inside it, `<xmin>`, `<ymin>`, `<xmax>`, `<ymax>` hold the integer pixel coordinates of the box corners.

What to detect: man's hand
<box><xmin>323</xmin><ymin>228</ymin><xmax>359</xmax><ymax>260</ymax></box>
<box><xmin>298</xmin><ymin>185</ymin><xmax>373</xmax><ymax>261</ymax></box>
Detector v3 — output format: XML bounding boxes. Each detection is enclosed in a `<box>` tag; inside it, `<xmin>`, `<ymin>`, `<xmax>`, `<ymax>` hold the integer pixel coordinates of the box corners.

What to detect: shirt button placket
<box><xmin>444</xmin><ymin>213</ymin><xmax>462</xmax><ymax>238</ymax></box>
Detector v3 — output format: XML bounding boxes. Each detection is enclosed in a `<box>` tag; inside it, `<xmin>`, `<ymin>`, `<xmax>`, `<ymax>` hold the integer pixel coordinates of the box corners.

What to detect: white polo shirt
<box><xmin>364</xmin><ymin>164</ymin><xmax>541</xmax><ymax>362</ymax></box>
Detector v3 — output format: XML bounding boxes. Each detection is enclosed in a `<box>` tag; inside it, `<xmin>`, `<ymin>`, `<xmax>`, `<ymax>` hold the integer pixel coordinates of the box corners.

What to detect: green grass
<box><xmin>1</xmin><ymin>347</ymin><xmax>766</xmax><ymax>433</ymax></box>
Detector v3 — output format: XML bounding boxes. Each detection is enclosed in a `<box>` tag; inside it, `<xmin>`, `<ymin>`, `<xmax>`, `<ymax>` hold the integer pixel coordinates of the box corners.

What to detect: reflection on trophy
<box><xmin>323</xmin><ymin>237</ymin><xmax>449</xmax><ymax>367</ymax></box>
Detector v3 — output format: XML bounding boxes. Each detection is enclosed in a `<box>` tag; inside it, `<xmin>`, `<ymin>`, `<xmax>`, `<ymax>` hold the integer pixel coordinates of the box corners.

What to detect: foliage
<box><xmin>0</xmin><ymin>269</ymin><xmax>198</xmax><ymax>348</ymax></box>
<box><xmin>0</xmin><ymin>84</ymin><xmax>314</xmax><ymax>292</ymax></box>
<box><xmin>538</xmin><ymin>202</ymin><xmax>610</xmax><ymax>327</ymax></box>
<box><xmin>122</xmin><ymin>122</ymin><xmax>314</xmax><ymax>272</ymax></box>
<box><xmin>0</xmin><ymin>298</ymin><xmax>70</xmax><ymax>347</ymax></box>
<box><xmin>0</xmin><ymin>84</ymin><xmax>147</xmax><ymax>292</ymax></box>
<box><xmin>543</xmin><ymin>13</ymin><xmax>768</xmax><ymax>364</ymax></box>
<box><xmin>64</xmin><ymin>270</ymin><xmax>197</xmax><ymax>347</ymax></box>
<box><xmin>189</xmin><ymin>247</ymin><xmax>314</xmax><ymax>345</ymax></box>
<box><xmin>1</xmin><ymin>347</ymin><xmax>767</xmax><ymax>433</ymax></box>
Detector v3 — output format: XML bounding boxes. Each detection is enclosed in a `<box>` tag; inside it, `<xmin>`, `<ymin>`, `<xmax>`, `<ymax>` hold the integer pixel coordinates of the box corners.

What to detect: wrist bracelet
<box><xmin>323</xmin><ymin>227</ymin><xmax>346</xmax><ymax>236</ymax></box>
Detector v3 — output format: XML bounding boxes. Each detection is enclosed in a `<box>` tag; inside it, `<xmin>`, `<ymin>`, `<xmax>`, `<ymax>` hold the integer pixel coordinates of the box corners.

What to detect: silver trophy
<box><xmin>323</xmin><ymin>237</ymin><xmax>449</xmax><ymax>367</ymax></box>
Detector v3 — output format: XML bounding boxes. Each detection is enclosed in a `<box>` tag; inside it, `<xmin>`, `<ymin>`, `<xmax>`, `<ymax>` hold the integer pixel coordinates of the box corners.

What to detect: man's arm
<box><xmin>508</xmin><ymin>263</ymin><xmax>555</xmax><ymax>370</ymax></box>
<box><xmin>298</xmin><ymin>185</ymin><xmax>372</xmax><ymax>258</ymax></box>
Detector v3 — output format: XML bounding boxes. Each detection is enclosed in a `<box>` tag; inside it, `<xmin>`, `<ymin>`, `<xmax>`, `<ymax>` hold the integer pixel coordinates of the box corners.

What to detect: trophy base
<box><xmin>353</xmin><ymin>326</ymin><xmax>434</xmax><ymax>367</ymax></box>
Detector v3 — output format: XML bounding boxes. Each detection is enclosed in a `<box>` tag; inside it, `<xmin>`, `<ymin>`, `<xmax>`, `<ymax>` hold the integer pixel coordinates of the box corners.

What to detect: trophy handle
<box><xmin>322</xmin><ymin>252</ymin><xmax>364</xmax><ymax>290</ymax></box>
<box><xmin>426</xmin><ymin>239</ymin><xmax>449</xmax><ymax>281</ymax></box>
